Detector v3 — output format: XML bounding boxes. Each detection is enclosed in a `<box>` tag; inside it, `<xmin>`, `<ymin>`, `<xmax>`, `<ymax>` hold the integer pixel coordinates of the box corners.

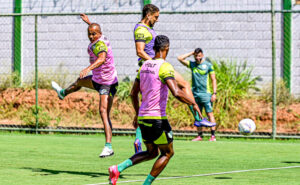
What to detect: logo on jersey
<box><xmin>136</xmin><ymin>33</ymin><xmax>145</xmax><ymax>40</ymax></box>
<box><xmin>95</xmin><ymin>45</ymin><xmax>106</xmax><ymax>52</ymax></box>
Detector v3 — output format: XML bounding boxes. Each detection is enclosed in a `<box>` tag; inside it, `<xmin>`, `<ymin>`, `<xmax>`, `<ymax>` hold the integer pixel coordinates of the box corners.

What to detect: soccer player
<box><xmin>108</xmin><ymin>35</ymin><xmax>202</xmax><ymax>185</ymax></box>
<box><xmin>132</xmin><ymin>4</ymin><xmax>208</xmax><ymax>153</ymax></box>
<box><xmin>177</xmin><ymin>48</ymin><xmax>217</xmax><ymax>141</ymax></box>
<box><xmin>51</xmin><ymin>15</ymin><xmax>118</xmax><ymax>157</ymax></box>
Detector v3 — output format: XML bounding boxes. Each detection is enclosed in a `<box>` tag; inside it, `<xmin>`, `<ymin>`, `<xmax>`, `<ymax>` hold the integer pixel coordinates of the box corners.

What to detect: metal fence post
<box><xmin>283</xmin><ymin>0</ymin><xmax>292</xmax><ymax>92</ymax></box>
<box><xmin>35</xmin><ymin>15</ymin><xmax>39</xmax><ymax>134</ymax></box>
<box><xmin>271</xmin><ymin>0</ymin><xmax>277</xmax><ymax>140</ymax></box>
<box><xmin>13</xmin><ymin>0</ymin><xmax>22</xmax><ymax>86</ymax></box>
<box><xmin>143</xmin><ymin>0</ymin><xmax>151</xmax><ymax>5</ymax></box>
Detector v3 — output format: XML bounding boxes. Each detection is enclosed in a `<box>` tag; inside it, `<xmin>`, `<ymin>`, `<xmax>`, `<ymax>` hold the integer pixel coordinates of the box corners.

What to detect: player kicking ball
<box><xmin>177</xmin><ymin>48</ymin><xmax>217</xmax><ymax>141</ymax></box>
<box><xmin>108</xmin><ymin>35</ymin><xmax>202</xmax><ymax>185</ymax></box>
<box><xmin>51</xmin><ymin>14</ymin><xmax>118</xmax><ymax>157</ymax></box>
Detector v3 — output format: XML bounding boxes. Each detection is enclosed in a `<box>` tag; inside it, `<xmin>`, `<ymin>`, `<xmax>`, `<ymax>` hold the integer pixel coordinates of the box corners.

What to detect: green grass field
<box><xmin>1</xmin><ymin>133</ymin><xmax>300</xmax><ymax>185</ymax></box>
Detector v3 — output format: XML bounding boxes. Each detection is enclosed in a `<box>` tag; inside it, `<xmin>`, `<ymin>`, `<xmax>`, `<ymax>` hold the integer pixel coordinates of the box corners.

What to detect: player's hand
<box><xmin>79</xmin><ymin>68</ymin><xmax>90</xmax><ymax>79</ymax></box>
<box><xmin>192</xmin><ymin>104</ymin><xmax>203</xmax><ymax>119</ymax></box>
<box><xmin>132</xmin><ymin>115</ymin><xmax>138</xmax><ymax>129</ymax></box>
<box><xmin>211</xmin><ymin>94</ymin><xmax>217</xmax><ymax>102</ymax></box>
<box><xmin>80</xmin><ymin>13</ymin><xmax>91</xmax><ymax>25</ymax></box>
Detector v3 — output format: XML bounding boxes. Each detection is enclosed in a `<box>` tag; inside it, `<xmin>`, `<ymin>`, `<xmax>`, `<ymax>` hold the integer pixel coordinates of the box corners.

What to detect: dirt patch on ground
<box><xmin>0</xmin><ymin>88</ymin><xmax>299</xmax><ymax>133</ymax></box>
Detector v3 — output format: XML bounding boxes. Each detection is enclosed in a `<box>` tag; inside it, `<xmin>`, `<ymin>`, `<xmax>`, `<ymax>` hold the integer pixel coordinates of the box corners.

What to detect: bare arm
<box><xmin>79</xmin><ymin>52</ymin><xmax>106</xmax><ymax>78</ymax></box>
<box><xmin>130</xmin><ymin>79</ymin><xmax>141</xmax><ymax>128</ymax></box>
<box><xmin>80</xmin><ymin>13</ymin><xmax>91</xmax><ymax>25</ymax></box>
<box><xmin>210</xmin><ymin>72</ymin><xmax>217</xmax><ymax>102</ymax></box>
<box><xmin>135</xmin><ymin>42</ymin><xmax>152</xmax><ymax>61</ymax></box>
<box><xmin>166</xmin><ymin>79</ymin><xmax>202</xmax><ymax>118</ymax></box>
<box><xmin>177</xmin><ymin>51</ymin><xmax>194</xmax><ymax>67</ymax></box>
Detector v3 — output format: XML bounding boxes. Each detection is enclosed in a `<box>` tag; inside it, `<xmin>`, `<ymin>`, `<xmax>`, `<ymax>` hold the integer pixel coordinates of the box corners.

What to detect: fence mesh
<box><xmin>0</xmin><ymin>2</ymin><xmax>299</xmax><ymax>136</ymax></box>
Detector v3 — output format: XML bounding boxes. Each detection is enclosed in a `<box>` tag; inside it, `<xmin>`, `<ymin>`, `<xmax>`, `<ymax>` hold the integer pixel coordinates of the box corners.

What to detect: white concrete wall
<box><xmin>0</xmin><ymin>0</ymin><xmax>14</xmax><ymax>81</ymax></box>
<box><xmin>1</xmin><ymin>0</ymin><xmax>300</xmax><ymax>95</ymax></box>
<box><xmin>292</xmin><ymin>4</ymin><xmax>300</xmax><ymax>95</ymax></box>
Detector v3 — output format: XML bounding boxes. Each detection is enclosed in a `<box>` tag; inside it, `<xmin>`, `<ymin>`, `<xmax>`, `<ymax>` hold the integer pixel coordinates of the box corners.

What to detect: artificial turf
<box><xmin>0</xmin><ymin>132</ymin><xmax>300</xmax><ymax>185</ymax></box>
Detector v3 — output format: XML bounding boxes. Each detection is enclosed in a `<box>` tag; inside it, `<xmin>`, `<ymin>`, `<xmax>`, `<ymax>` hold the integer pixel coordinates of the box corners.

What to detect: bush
<box><xmin>20</xmin><ymin>106</ymin><xmax>52</xmax><ymax>128</ymax></box>
<box><xmin>260</xmin><ymin>79</ymin><xmax>296</xmax><ymax>105</ymax></box>
<box><xmin>0</xmin><ymin>72</ymin><xmax>21</xmax><ymax>89</ymax></box>
<box><xmin>208</xmin><ymin>58</ymin><xmax>260</xmax><ymax>127</ymax></box>
<box><xmin>0</xmin><ymin>63</ymin><xmax>71</xmax><ymax>90</ymax></box>
<box><xmin>116</xmin><ymin>77</ymin><xmax>133</xmax><ymax>101</ymax></box>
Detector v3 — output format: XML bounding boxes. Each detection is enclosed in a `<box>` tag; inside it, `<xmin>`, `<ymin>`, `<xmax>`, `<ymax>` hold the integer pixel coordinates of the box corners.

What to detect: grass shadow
<box><xmin>214</xmin><ymin>177</ymin><xmax>232</xmax><ymax>179</ymax></box>
<box><xmin>22</xmin><ymin>167</ymin><xmax>108</xmax><ymax>178</ymax></box>
<box><xmin>21</xmin><ymin>167</ymin><xmax>149</xmax><ymax>178</ymax></box>
<box><xmin>282</xmin><ymin>161</ymin><xmax>300</xmax><ymax>164</ymax></box>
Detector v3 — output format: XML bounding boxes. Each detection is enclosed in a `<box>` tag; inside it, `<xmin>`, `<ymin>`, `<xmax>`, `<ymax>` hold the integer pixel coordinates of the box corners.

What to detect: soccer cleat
<box><xmin>209</xmin><ymin>135</ymin><xmax>216</xmax><ymax>142</ymax></box>
<box><xmin>194</xmin><ymin>118</ymin><xmax>216</xmax><ymax>127</ymax></box>
<box><xmin>99</xmin><ymin>146</ymin><xmax>114</xmax><ymax>158</ymax></box>
<box><xmin>134</xmin><ymin>138</ymin><xmax>142</xmax><ymax>153</ymax></box>
<box><xmin>192</xmin><ymin>136</ymin><xmax>203</xmax><ymax>141</ymax></box>
<box><xmin>51</xmin><ymin>81</ymin><xmax>65</xmax><ymax>100</ymax></box>
<box><xmin>108</xmin><ymin>165</ymin><xmax>120</xmax><ymax>185</ymax></box>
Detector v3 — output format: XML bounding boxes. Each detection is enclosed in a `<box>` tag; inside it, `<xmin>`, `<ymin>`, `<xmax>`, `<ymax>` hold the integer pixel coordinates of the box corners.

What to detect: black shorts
<box><xmin>138</xmin><ymin>119</ymin><xmax>173</xmax><ymax>145</ymax></box>
<box><xmin>92</xmin><ymin>81</ymin><xmax>118</xmax><ymax>96</ymax></box>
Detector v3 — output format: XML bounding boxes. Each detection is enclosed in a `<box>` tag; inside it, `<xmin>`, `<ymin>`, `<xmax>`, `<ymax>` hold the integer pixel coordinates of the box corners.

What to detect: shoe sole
<box><xmin>100</xmin><ymin>152</ymin><xmax>114</xmax><ymax>158</ymax></box>
<box><xmin>195</xmin><ymin>123</ymin><xmax>216</xmax><ymax>127</ymax></box>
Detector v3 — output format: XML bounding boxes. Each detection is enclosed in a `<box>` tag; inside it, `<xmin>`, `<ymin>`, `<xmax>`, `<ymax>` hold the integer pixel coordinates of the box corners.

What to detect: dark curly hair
<box><xmin>153</xmin><ymin>35</ymin><xmax>170</xmax><ymax>52</ymax></box>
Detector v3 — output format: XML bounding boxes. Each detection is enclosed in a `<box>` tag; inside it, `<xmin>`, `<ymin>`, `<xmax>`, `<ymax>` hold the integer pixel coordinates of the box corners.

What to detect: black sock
<box><xmin>198</xmin><ymin>131</ymin><xmax>203</xmax><ymax>137</ymax></box>
<box><xmin>211</xmin><ymin>130</ymin><xmax>215</xmax><ymax>136</ymax></box>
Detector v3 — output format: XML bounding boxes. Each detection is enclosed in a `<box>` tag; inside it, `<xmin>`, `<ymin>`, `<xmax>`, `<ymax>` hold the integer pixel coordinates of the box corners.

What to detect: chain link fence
<box><xmin>0</xmin><ymin>0</ymin><xmax>300</xmax><ymax>137</ymax></box>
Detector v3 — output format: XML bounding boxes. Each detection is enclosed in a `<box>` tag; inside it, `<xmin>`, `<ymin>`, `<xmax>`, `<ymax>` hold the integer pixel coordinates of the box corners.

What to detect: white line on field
<box><xmin>86</xmin><ymin>165</ymin><xmax>300</xmax><ymax>185</ymax></box>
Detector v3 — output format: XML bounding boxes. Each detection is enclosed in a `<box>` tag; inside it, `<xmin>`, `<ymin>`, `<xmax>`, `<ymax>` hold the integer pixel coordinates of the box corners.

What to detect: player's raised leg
<box><xmin>51</xmin><ymin>75</ymin><xmax>94</xmax><ymax>100</ymax></box>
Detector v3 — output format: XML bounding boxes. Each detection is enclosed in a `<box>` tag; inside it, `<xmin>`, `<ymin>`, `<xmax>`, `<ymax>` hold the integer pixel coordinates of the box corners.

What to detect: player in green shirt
<box><xmin>178</xmin><ymin>48</ymin><xmax>217</xmax><ymax>141</ymax></box>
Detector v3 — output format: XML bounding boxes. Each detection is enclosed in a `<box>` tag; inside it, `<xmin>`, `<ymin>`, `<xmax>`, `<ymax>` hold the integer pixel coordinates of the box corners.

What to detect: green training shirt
<box><xmin>187</xmin><ymin>60</ymin><xmax>215</xmax><ymax>97</ymax></box>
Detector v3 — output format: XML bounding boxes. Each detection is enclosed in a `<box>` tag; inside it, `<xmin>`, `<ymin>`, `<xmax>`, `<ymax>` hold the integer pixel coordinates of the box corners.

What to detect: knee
<box><xmin>99</xmin><ymin>106</ymin><xmax>107</xmax><ymax>115</ymax></box>
<box><xmin>73</xmin><ymin>78</ymin><xmax>82</xmax><ymax>89</ymax></box>
<box><xmin>75</xmin><ymin>78</ymin><xmax>81</xmax><ymax>85</ymax></box>
<box><xmin>147</xmin><ymin>148</ymin><xmax>159</xmax><ymax>159</ymax></box>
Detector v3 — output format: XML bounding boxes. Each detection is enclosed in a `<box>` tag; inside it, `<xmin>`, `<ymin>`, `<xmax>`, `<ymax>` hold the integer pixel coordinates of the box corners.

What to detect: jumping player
<box><xmin>177</xmin><ymin>48</ymin><xmax>217</xmax><ymax>141</ymax></box>
<box><xmin>51</xmin><ymin>15</ymin><xmax>118</xmax><ymax>157</ymax></box>
<box><xmin>133</xmin><ymin>4</ymin><xmax>212</xmax><ymax>152</ymax></box>
<box><xmin>108</xmin><ymin>35</ymin><xmax>202</xmax><ymax>185</ymax></box>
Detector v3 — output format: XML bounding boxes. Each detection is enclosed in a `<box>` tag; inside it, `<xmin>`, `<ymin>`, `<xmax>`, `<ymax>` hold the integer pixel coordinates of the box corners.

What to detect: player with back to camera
<box><xmin>177</xmin><ymin>48</ymin><xmax>217</xmax><ymax>141</ymax></box>
<box><xmin>132</xmin><ymin>3</ymin><xmax>213</xmax><ymax>153</ymax></box>
<box><xmin>51</xmin><ymin>14</ymin><xmax>118</xmax><ymax>157</ymax></box>
<box><xmin>108</xmin><ymin>35</ymin><xmax>202</xmax><ymax>185</ymax></box>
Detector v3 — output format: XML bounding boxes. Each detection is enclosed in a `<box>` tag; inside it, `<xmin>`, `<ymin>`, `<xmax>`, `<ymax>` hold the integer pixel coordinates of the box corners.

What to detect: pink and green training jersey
<box><xmin>88</xmin><ymin>35</ymin><xmax>118</xmax><ymax>85</ymax></box>
<box><xmin>136</xmin><ymin>59</ymin><xmax>175</xmax><ymax>119</ymax></box>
